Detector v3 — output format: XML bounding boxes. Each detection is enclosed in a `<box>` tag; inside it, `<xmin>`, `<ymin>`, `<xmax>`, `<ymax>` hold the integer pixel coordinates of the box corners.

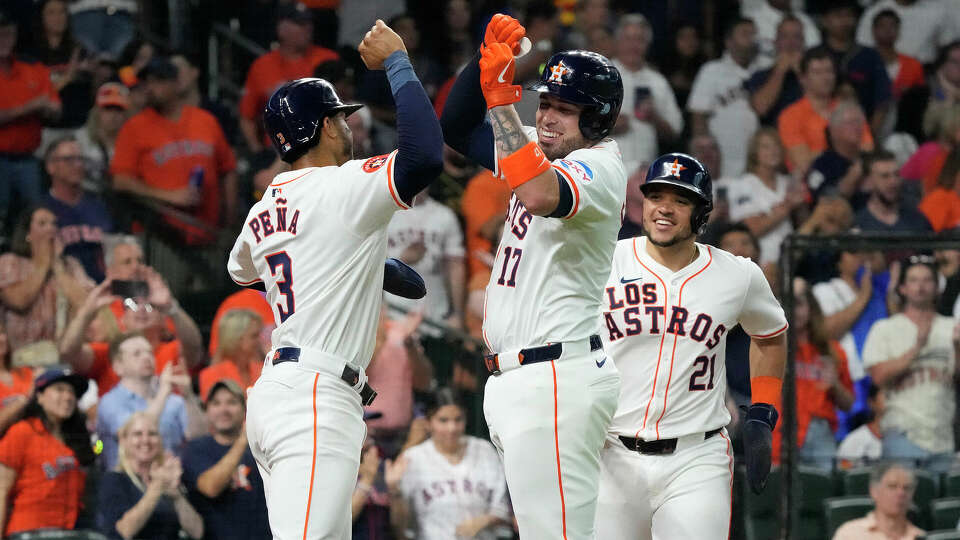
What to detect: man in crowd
<box><xmin>182</xmin><ymin>380</ymin><xmax>270</xmax><ymax>540</ymax></box>
<box><xmin>747</xmin><ymin>0</ymin><xmax>819</xmax><ymax>65</ymax></box>
<box><xmin>688</xmin><ymin>17</ymin><xmax>761</xmax><ymax>177</ymax></box>
<box><xmin>97</xmin><ymin>331</ymin><xmax>207</xmax><ymax>470</ymax></box>
<box><xmin>863</xmin><ymin>258</ymin><xmax>958</xmax><ymax>473</ymax></box>
<box><xmin>746</xmin><ymin>15</ymin><xmax>806</xmax><ymax>127</ymax></box>
<box><xmin>832</xmin><ymin>462</ymin><xmax>923</xmax><ymax>539</ymax></box>
<box><xmin>42</xmin><ymin>136</ymin><xmax>113</xmax><ymax>283</ymax></box>
<box><xmin>806</xmin><ymin>102</ymin><xmax>867</xmax><ymax>207</ymax></box>
<box><xmin>854</xmin><ymin>150</ymin><xmax>931</xmax><ymax>233</ymax></box>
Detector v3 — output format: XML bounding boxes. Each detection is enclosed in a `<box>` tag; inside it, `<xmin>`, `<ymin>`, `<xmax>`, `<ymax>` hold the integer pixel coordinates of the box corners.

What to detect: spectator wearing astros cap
<box><xmin>181</xmin><ymin>379</ymin><xmax>269</xmax><ymax>540</ymax></box>
<box><xmin>0</xmin><ymin>367</ymin><xmax>95</xmax><ymax>536</ymax></box>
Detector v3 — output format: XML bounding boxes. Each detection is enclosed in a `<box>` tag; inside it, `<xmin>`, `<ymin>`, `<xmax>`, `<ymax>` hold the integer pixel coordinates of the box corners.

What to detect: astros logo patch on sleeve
<box><xmin>362</xmin><ymin>154</ymin><xmax>390</xmax><ymax>173</ymax></box>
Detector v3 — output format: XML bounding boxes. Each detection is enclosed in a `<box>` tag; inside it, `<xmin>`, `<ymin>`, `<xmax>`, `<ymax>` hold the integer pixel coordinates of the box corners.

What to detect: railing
<box><xmin>207</xmin><ymin>21</ymin><xmax>268</xmax><ymax>103</ymax></box>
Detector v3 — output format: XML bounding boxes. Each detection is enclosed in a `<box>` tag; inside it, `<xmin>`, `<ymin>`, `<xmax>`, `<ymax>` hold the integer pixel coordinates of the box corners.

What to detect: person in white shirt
<box><xmin>855</xmin><ymin>0</ymin><xmax>959</xmax><ymax>64</ymax></box>
<box><xmin>610</xmin><ymin>14</ymin><xmax>683</xmax><ymax>174</ymax></box>
<box><xmin>837</xmin><ymin>383</ymin><xmax>885</xmax><ymax>468</ymax></box>
<box><xmin>386</xmin><ymin>191</ymin><xmax>466</xmax><ymax>332</ymax></box>
<box><xmin>688</xmin><ymin>17</ymin><xmax>762</xmax><ymax>177</ymax></box>
<box><xmin>727</xmin><ymin>127</ymin><xmax>806</xmax><ymax>267</ymax></box>
<box><xmin>746</xmin><ymin>0</ymin><xmax>820</xmax><ymax>66</ymax></box>
<box><xmin>811</xmin><ymin>251</ymin><xmax>874</xmax><ymax>381</ymax></box>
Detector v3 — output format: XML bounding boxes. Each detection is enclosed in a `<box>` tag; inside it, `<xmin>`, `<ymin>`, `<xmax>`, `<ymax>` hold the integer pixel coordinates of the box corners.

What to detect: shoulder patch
<box><xmin>557</xmin><ymin>159</ymin><xmax>593</xmax><ymax>183</ymax></box>
<box><xmin>362</xmin><ymin>154</ymin><xmax>390</xmax><ymax>173</ymax></box>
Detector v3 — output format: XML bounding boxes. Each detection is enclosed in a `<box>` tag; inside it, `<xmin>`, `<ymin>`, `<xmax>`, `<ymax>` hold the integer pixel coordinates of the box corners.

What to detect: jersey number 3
<box><xmin>266</xmin><ymin>252</ymin><xmax>295</xmax><ymax>323</ymax></box>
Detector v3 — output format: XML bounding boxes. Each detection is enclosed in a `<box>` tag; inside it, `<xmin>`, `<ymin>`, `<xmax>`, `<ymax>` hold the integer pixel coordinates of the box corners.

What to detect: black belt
<box><xmin>271</xmin><ymin>347</ymin><xmax>377</xmax><ymax>406</ymax></box>
<box><xmin>484</xmin><ymin>335</ymin><xmax>602</xmax><ymax>375</ymax></box>
<box><xmin>619</xmin><ymin>428</ymin><xmax>722</xmax><ymax>455</ymax></box>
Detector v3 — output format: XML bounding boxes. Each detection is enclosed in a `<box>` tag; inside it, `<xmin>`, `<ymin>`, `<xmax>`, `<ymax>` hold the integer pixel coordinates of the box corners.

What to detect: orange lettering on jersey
<box><xmin>362</xmin><ymin>154</ymin><xmax>390</xmax><ymax>173</ymax></box>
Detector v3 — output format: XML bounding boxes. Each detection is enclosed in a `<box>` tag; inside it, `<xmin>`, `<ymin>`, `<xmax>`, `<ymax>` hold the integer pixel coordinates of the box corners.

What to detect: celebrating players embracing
<box><xmin>441</xmin><ymin>14</ymin><xmax>626</xmax><ymax>540</ymax></box>
<box><xmin>596</xmin><ymin>153</ymin><xmax>788</xmax><ymax>540</ymax></box>
<box><xmin>227</xmin><ymin>20</ymin><xmax>441</xmax><ymax>540</ymax></box>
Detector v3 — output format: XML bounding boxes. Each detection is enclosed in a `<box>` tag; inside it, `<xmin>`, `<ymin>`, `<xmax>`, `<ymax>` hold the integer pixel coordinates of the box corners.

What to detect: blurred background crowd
<box><xmin>2</xmin><ymin>0</ymin><xmax>960</xmax><ymax>538</ymax></box>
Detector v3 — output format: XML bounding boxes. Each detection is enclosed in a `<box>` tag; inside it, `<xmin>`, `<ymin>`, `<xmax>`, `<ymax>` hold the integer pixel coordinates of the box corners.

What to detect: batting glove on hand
<box><xmin>479</xmin><ymin>42</ymin><xmax>522</xmax><ymax>109</ymax></box>
<box><xmin>484</xmin><ymin>14</ymin><xmax>526</xmax><ymax>55</ymax></box>
<box><xmin>742</xmin><ymin>402</ymin><xmax>779</xmax><ymax>494</ymax></box>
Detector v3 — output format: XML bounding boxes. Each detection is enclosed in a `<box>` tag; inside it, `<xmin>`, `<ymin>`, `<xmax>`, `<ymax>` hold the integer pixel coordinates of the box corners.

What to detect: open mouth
<box><xmin>539</xmin><ymin>128</ymin><xmax>561</xmax><ymax>143</ymax></box>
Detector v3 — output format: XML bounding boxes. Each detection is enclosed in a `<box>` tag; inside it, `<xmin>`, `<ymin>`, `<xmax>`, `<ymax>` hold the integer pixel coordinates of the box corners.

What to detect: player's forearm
<box><xmin>386</xmin><ymin>51</ymin><xmax>444</xmax><ymax>204</ymax></box>
<box><xmin>488</xmin><ymin>106</ymin><xmax>559</xmax><ymax>215</ymax></box>
<box><xmin>751</xmin><ymin>334</ymin><xmax>787</xmax><ymax>385</ymax></box>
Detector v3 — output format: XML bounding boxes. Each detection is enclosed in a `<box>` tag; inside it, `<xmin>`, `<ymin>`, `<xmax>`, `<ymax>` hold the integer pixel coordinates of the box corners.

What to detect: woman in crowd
<box><xmin>0</xmin><ymin>322</ymin><xmax>35</xmax><ymax>436</ymax></box>
<box><xmin>728</xmin><ymin>128</ymin><xmax>808</xmax><ymax>271</ymax></box>
<box><xmin>774</xmin><ymin>278</ymin><xmax>856</xmax><ymax>471</ymax></box>
<box><xmin>0</xmin><ymin>367</ymin><xmax>94</xmax><ymax>536</ymax></box>
<box><xmin>98</xmin><ymin>412</ymin><xmax>203</xmax><ymax>540</ymax></box>
<box><xmin>0</xmin><ymin>205</ymin><xmax>91</xmax><ymax>360</ymax></box>
<box><xmin>198</xmin><ymin>309</ymin><xmax>264</xmax><ymax>399</ymax></box>
<box><xmin>918</xmin><ymin>148</ymin><xmax>960</xmax><ymax>232</ymax></box>
<box><xmin>75</xmin><ymin>82</ymin><xmax>130</xmax><ymax>194</ymax></box>
<box><xmin>387</xmin><ymin>388</ymin><xmax>511</xmax><ymax>540</ymax></box>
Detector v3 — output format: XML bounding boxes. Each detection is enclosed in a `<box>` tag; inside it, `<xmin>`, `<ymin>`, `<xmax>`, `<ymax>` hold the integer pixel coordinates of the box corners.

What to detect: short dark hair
<box><xmin>9</xmin><ymin>205</ymin><xmax>55</xmax><ymax>258</ymax></box>
<box><xmin>872</xmin><ymin>8</ymin><xmax>901</xmax><ymax>28</ymax></box>
<box><xmin>800</xmin><ymin>46</ymin><xmax>835</xmax><ymax>74</ymax></box>
<box><xmin>43</xmin><ymin>135</ymin><xmax>79</xmax><ymax>163</ymax></box>
<box><xmin>863</xmin><ymin>149</ymin><xmax>897</xmax><ymax>175</ymax></box>
<box><xmin>723</xmin><ymin>16</ymin><xmax>754</xmax><ymax>41</ymax></box>
<box><xmin>897</xmin><ymin>255</ymin><xmax>938</xmax><ymax>289</ymax></box>
<box><xmin>109</xmin><ymin>331</ymin><xmax>148</xmax><ymax>364</ymax></box>
<box><xmin>869</xmin><ymin>462</ymin><xmax>914</xmax><ymax>488</ymax></box>
<box><xmin>714</xmin><ymin>221</ymin><xmax>761</xmax><ymax>254</ymax></box>
<box><xmin>823</xmin><ymin>0</ymin><xmax>860</xmax><ymax>16</ymax></box>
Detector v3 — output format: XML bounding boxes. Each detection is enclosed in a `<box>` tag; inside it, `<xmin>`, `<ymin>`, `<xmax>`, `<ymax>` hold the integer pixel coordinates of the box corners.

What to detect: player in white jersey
<box><xmin>226</xmin><ymin>21</ymin><xmax>444</xmax><ymax>539</ymax></box>
<box><xmin>595</xmin><ymin>153</ymin><xmax>788</xmax><ymax>540</ymax></box>
<box><xmin>388</xmin><ymin>388</ymin><xmax>511</xmax><ymax>540</ymax></box>
<box><xmin>440</xmin><ymin>14</ymin><xmax>626</xmax><ymax>539</ymax></box>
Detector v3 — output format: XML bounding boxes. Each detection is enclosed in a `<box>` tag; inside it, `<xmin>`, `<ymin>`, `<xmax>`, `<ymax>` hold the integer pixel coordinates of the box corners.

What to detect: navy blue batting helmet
<box><xmin>527</xmin><ymin>50</ymin><xmax>623</xmax><ymax>140</ymax></box>
<box><xmin>642</xmin><ymin>153</ymin><xmax>714</xmax><ymax>233</ymax></box>
<box><xmin>263</xmin><ymin>78</ymin><xmax>362</xmax><ymax>163</ymax></box>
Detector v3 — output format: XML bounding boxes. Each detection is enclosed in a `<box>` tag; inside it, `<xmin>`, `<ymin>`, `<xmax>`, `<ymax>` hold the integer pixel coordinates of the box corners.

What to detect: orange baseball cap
<box><xmin>96</xmin><ymin>82</ymin><xmax>130</xmax><ymax>110</ymax></box>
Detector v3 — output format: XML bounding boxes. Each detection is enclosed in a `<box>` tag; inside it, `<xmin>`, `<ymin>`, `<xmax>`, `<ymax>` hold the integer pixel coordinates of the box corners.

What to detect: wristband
<box><xmin>750</xmin><ymin>375</ymin><xmax>782</xmax><ymax>406</ymax></box>
<box><xmin>485</xmin><ymin>85</ymin><xmax>522</xmax><ymax>109</ymax></box>
<box><xmin>499</xmin><ymin>141</ymin><xmax>551</xmax><ymax>189</ymax></box>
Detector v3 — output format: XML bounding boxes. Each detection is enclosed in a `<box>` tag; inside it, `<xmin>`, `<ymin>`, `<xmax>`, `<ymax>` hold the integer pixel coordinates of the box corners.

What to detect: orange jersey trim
<box><xmin>633</xmin><ymin>238</ymin><xmax>669</xmax><ymax>432</ymax></box>
<box><xmin>751</xmin><ymin>323</ymin><xmax>788</xmax><ymax>339</ymax></box>
<box><xmin>552</xmin><ymin>165</ymin><xmax>581</xmax><ymax>219</ymax></box>
<box><xmin>550</xmin><ymin>360</ymin><xmax>569</xmax><ymax>540</ymax></box>
<box><xmin>302</xmin><ymin>373</ymin><xmax>320</xmax><ymax>540</ymax></box>
<box><xmin>385</xmin><ymin>152</ymin><xmax>409</xmax><ymax>210</ymax></box>
<box><xmin>271</xmin><ymin>169</ymin><xmax>314</xmax><ymax>187</ymax></box>
<box><xmin>721</xmin><ymin>431</ymin><xmax>733</xmax><ymax>540</ymax></box>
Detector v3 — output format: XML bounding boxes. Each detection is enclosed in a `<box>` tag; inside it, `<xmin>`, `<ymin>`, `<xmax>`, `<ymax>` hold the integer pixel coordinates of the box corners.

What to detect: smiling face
<box><xmin>121</xmin><ymin>415</ymin><xmax>162</xmax><ymax>466</ymax></box>
<box><xmin>205</xmin><ymin>388</ymin><xmax>245</xmax><ymax>435</ymax></box>
<box><xmin>536</xmin><ymin>94</ymin><xmax>590</xmax><ymax>161</ymax></box>
<box><xmin>642</xmin><ymin>184</ymin><xmax>697</xmax><ymax>248</ymax></box>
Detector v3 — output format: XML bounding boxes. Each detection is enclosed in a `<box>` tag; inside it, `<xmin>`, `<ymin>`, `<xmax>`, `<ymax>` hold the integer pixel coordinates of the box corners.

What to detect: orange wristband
<box><xmin>750</xmin><ymin>375</ymin><xmax>782</xmax><ymax>406</ymax></box>
<box><xmin>499</xmin><ymin>141</ymin><xmax>551</xmax><ymax>189</ymax></box>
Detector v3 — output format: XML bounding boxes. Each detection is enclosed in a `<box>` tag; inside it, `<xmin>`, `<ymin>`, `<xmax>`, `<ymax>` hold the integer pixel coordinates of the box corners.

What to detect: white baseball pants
<box><xmin>596</xmin><ymin>428</ymin><xmax>734</xmax><ymax>540</ymax></box>
<box><xmin>246</xmin><ymin>351</ymin><xmax>366</xmax><ymax>540</ymax></box>
<box><xmin>483</xmin><ymin>339</ymin><xmax>620</xmax><ymax>540</ymax></box>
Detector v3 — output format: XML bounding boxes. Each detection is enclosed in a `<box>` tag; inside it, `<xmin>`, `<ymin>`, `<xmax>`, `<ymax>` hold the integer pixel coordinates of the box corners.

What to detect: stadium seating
<box><xmin>823</xmin><ymin>496</ymin><xmax>873</xmax><ymax>539</ymax></box>
<box><xmin>932</xmin><ymin>498</ymin><xmax>960</xmax><ymax>531</ymax></box>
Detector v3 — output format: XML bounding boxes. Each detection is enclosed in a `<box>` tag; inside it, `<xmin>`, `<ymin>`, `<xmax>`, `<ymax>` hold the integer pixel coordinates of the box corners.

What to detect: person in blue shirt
<box><xmin>41</xmin><ymin>136</ymin><xmax>113</xmax><ymax>282</ymax></box>
<box><xmin>181</xmin><ymin>380</ymin><xmax>269</xmax><ymax>540</ymax></box>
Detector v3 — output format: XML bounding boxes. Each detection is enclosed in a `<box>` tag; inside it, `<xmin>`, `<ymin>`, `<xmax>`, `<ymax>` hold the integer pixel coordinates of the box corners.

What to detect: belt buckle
<box><xmin>484</xmin><ymin>354</ymin><xmax>501</xmax><ymax>375</ymax></box>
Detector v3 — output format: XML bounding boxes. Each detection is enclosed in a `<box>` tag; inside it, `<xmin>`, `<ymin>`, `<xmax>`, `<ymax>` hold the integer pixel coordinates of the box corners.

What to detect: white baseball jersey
<box><xmin>483</xmin><ymin>126</ymin><xmax>627</xmax><ymax>353</ymax></box>
<box><xmin>399</xmin><ymin>436</ymin><xmax>512</xmax><ymax>540</ymax></box>
<box><xmin>227</xmin><ymin>151</ymin><xmax>408</xmax><ymax>369</ymax></box>
<box><xmin>602</xmin><ymin>236</ymin><xmax>787</xmax><ymax>440</ymax></box>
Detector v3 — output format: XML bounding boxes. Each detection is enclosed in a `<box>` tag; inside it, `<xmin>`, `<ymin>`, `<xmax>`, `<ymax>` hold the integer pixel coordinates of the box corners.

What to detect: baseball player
<box><xmin>227</xmin><ymin>21</ymin><xmax>443</xmax><ymax>539</ymax></box>
<box><xmin>441</xmin><ymin>14</ymin><xmax>626</xmax><ymax>539</ymax></box>
<box><xmin>595</xmin><ymin>153</ymin><xmax>788</xmax><ymax>540</ymax></box>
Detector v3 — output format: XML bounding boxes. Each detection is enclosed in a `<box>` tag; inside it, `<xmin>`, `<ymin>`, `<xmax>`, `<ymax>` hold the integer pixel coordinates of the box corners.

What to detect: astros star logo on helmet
<box><xmin>663</xmin><ymin>158</ymin><xmax>687</xmax><ymax>177</ymax></box>
<box><xmin>548</xmin><ymin>61</ymin><xmax>571</xmax><ymax>83</ymax></box>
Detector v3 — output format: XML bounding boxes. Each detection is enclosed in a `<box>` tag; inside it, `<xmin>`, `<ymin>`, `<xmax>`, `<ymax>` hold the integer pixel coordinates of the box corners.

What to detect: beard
<box><xmin>645</xmin><ymin>223</ymin><xmax>695</xmax><ymax>248</ymax></box>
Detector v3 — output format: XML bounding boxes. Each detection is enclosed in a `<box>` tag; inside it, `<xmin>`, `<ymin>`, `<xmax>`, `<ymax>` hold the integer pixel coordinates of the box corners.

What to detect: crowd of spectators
<box><xmin>1</xmin><ymin>0</ymin><xmax>960</xmax><ymax>538</ymax></box>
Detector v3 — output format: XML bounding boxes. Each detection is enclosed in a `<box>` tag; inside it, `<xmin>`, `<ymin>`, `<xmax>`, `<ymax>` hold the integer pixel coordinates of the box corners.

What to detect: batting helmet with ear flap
<box><xmin>263</xmin><ymin>78</ymin><xmax>363</xmax><ymax>163</ymax></box>
<box><xmin>527</xmin><ymin>50</ymin><xmax>623</xmax><ymax>140</ymax></box>
<box><xmin>642</xmin><ymin>153</ymin><xmax>714</xmax><ymax>233</ymax></box>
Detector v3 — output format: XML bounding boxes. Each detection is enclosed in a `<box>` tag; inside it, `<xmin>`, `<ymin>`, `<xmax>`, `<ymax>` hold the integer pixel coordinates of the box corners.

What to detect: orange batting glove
<box><xmin>483</xmin><ymin>13</ymin><xmax>526</xmax><ymax>55</ymax></box>
<box><xmin>479</xmin><ymin>42</ymin><xmax>521</xmax><ymax>109</ymax></box>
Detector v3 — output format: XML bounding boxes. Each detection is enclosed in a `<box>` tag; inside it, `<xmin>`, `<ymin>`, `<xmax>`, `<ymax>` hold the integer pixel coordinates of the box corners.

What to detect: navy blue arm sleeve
<box><xmin>439</xmin><ymin>52</ymin><xmax>496</xmax><ymax>171</ymax></box>
<box><xmin>385</xmin><ymin>51</ymin><xmax>444</xmax><ymax>205</ymax></box>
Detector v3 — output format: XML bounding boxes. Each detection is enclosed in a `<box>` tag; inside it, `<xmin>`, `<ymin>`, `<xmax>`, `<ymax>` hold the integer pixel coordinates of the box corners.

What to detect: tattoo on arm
<box><xmin>489</xmin><ymin>107</ymin><xmax>532</xmax><ymax>156</ymax></box>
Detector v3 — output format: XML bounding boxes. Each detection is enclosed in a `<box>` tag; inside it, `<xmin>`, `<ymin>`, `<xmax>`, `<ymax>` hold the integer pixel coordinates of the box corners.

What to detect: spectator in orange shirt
<box><xmin>0</xmin><ymin>367</ymin><xmax>95</xmax><ymax>536</ymax></box>
<box><xmin>59</xmin><ymin>276</ymin><xmax>203</xmax><ymax>397</ymax></box>
<box><xmin>0</xmin><ymin>322</ymin><xmax>33</xmax><ymax>437</ymax></box>
<box><xmin>238</xmin><ymin>2</ymin><xmax>338</xmax><ymax>153</ymax></box>
<box><xmin>207</xmin><ymin>289</ymin><xmax>273</xmax><ymax>358</ymax></box>
<box><xmin>871</xmin><ymin>10</ymin><xmax>924</xmax><ymax>101</ymax></box>
<box><xmin>0</xmin><ymin>11</ymin><xmax>61</xmax><ymax>238</ymax></box>
<box><xmin>778</xmin><ymin>48</ymin><xmax>873</xmax><ymax>176</ymax></box>
<box><xmin>198</xmin><ymin>310</ymin><xmax>266</xmax><ymax>400</ymax></box>
<box><xmin>110</xmin><ymin>56</ymin><xmax>238</xmax><ymax>245</ymax></box>
<box><xmin>460</xmin><ymin>169</ymin><xmax>511</xmax><ymax>279</ymax></box>
<box><xmin>773</xmin><ymin>278</ymin><xmax>855</xmax><ymax>471</ymax></box>
<box><xmin>919</xmin><ymin>149</ymin><xmax>960</xmax><ymax>232</ymax></box>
